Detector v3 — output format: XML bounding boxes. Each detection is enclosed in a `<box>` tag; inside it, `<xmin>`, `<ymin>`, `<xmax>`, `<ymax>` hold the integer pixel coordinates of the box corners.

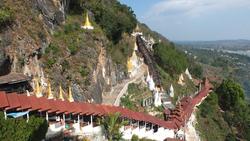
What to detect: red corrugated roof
<box><xmin>0</xmin><ymin>91</ymin><xmax>9</xmax><ymax>108</ymax></box>
<box><xmin>28</xmin><ymin>96</ymin><xmax>41</xmax><ymax>110</ymax></box>
<box><xmin>17</xmin><ymin>94</ymin><xmax>31</xmax><ymax>110</ymax></box>
<box><xmin>48</xmin><ymin>99</ymin><xmax>60</xmax><ymax>113</ymax></box>
<box><xmin>38</xmin><ymin>97</ymin><xmax>51</xmax><ymax>112</ymax></box>
<box><xmin>6</xmin><ymin>93</ymin><xmax>21</xmax><ymax>110</ymax></box>
<box><xmin>0</xmin><ymin>86</ymin><xmax>214</xmax><ymax>130</ymax></box>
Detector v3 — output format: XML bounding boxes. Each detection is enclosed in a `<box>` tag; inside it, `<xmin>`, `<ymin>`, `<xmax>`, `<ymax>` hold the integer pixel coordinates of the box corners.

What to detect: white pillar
<box><xmin>63</xmin><ymin>114</ymin><xmax>66</xmax><ymax>129</ymax></box>
<box><xmin>46</xmin><ymin>112</ymin><xmax>49</xmax><ymax>121</ymax></box>
<box><xmin>26</xmin><ymin>112</ymin><xmax>29</xmax><ymax>123</ymax></box>
<box><xmin>4</xmin><ymin>110</ymin><xmax>7</xmax><ymax>120</ymax></box>
<box><xmin>90</xmin><ymin>115</ymin><xmax>93</xmax><ymax>126</ymax></box>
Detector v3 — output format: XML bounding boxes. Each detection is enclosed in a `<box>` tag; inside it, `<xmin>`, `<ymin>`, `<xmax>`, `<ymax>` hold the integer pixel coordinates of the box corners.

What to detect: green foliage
<box><xmin>189</xmin><ymin>63</ymin><xmax>203</xmax><ymax>78</ymax></box>
<box><xmin>154</xmin><ymin>42</ymin><xmax>188</xmax><ymax>76</ymax></box>
<box><xmin>225</xmin><ymin>133</ymin><xmax>236</xmax><ymax>141</ymax></box>
<box><xmin>127</xmin><ymin>83</ymin><xmax>140</xmax><ymax>95</ymax></box>
<box><xmin>0</xmin><ymin>112</ymin><xmax>48</xmax><ymax>141</ymax></box>
<box><xmin>99</xmin><ymin>112</ymin><xmax>128</xmax><ymax>141</ymax></box>
<box><xmin>79</xmin><ymin>66</ymin><xmax>89</xmax><ymax>78</ymax></box>
<box><xmin>45</xmin><ymin>43</ymin><xmax>60</xmax><ymax>55</ymax></box>
<box><xmin>121</xmin><ymin>83</ymin><xmax>152</xmax><ymax>112</ymax></box>
<box><xmin>196</xmin><ymin>92</ymin><xmax>231</xmax><ymax>141</ymax></box>
<box><xmin>0</xmin><ymin>7</ymin><xmax>14</xmax><ymax>28</ymax></box>
<box><xmin>131</xmin><ymin>135</ymin><xmax>139</xmax><ymax>141</ymax></box>
<box><xmin>68</xmin><ymin>45</ymin><xmax>78</xmax><ymax>55</ymax></box>
<box><xmin>64</xmin><ymin>23</ymin><xmax>80</xmax><ymax>34</ymax></box>
<box><xmin>120</xmin><ymin>95</ymin><xmax>135</xmax><ymax>110</ymax></box>
<box><xmin>216</xmin><ymin>79</ymin><xmax>245</xmax><ymax>111</ymax></box>
<box><xmin>197</xmin><ymin>80</ymin><xmax>250</xmax><ymax>141</ymax></box>
<box><xmin>80</xmin><ymin>0</ymin><xmax>137</xmax><ymax>43</ymax></box>
<box><xmin>199</xmin><ymin>92</ymin><xmax>218</xmax><ymax>117</ymax></box>
<box><xmin>46</xmin><ymin>58</ymin><xmax>56</xmax><ymax>68</ymax></box>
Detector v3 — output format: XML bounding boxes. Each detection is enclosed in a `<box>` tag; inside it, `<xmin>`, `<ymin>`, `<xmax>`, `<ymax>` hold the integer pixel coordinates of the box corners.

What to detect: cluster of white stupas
<box><xmin>178</xmin><ymin>68</ymin><xmax>192</xmax><ymax>86</ymax></box>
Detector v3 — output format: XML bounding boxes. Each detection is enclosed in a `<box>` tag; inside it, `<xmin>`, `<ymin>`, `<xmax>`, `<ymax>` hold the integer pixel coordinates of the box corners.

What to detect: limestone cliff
<box><xmin>0</xmin><ymin>0</ymin><xmax>133</xmax><ymax>103</ymax></box>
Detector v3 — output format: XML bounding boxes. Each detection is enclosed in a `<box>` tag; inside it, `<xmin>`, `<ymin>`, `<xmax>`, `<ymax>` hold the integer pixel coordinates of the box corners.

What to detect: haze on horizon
<box><xmin>120</xmin><ymin>0</ymin><xmax>250</xmax><ymax>41</ymax></box>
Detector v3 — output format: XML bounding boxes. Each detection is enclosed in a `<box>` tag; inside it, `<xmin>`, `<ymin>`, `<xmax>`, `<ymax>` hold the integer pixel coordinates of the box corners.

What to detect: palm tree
<box><xmin>99</xmin><ymin>112</ymin><xmax>128</xmax><ymax>141</ymax></box>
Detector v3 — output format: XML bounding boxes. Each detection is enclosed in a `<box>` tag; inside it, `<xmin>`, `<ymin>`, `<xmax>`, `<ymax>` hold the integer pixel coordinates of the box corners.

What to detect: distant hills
<box><xmin>175</xmin><ymin>39</ymin><xmax>250</xmax><ymax>51</ymax></box>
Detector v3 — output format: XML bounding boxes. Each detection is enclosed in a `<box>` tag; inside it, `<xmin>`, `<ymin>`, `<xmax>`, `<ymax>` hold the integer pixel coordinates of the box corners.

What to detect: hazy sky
<box><xmin>120</xmin><ymin>0</ymin><xmax>250</xmax><ymax>41</ymax></box>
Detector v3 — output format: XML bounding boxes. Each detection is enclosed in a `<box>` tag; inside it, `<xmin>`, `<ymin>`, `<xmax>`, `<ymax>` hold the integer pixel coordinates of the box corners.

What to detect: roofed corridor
<box><xmin>0</xmin><ymin>78</ymin><xmax>212</xmax><ymax>140</ymax></box>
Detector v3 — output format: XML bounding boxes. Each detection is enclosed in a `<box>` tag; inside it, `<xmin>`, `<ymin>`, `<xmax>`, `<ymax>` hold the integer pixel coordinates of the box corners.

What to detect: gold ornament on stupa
<box><xmin>81</xmin><ymin>12</ymin><xmax>94</xmax><ymax>30</ymax></box>
<box><xmin>59</xmin><ymin>84</ymin><xmax>64</xmax><ymax>101</ymax></box>
<box><xmin>68</xmin><ymin>84</ymin><xmax>74</xmax><ymax>102</ymax></box>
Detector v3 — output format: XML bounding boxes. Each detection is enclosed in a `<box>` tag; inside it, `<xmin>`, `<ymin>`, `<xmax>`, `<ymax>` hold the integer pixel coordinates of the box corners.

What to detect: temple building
<box><xmin>0</xmin><ymin>73</ymin><xmax>32</xmax><ymax>93</ymax></box>
<box><xmin>81</xmin><ymin>12</ymin><xmax>94</xmax><ymax>30</ymax></box>
<box><xmin>0</xmin><ymin>77</ymin><xmax>213</xmax><ymax>140</ymax></box>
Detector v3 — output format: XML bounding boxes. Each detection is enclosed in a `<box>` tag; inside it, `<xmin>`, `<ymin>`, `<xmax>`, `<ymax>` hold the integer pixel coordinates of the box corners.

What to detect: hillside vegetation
<box><xmin>0</xmin><ymin>112</ymin><xmax>48</xmax><ymax>141</ymax></box>
<box><xmin>197</xmin><ymin>79</ymin><xmax>250</xmax><ymax>141</ymax></box>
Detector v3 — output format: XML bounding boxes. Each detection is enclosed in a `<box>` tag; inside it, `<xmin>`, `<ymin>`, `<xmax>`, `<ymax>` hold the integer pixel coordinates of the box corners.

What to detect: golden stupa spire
<box><xmin>81</xmin><ymin>11</ymin><xmax>94</xmax><ymax>30</ymax></box>
<box><xmin>68</xmin><ymin>84</ymin><xmax>74</xmax><ymax>102</ymax></box>
<box><xmin>35</xmin><ymin>78</ymin><xmax>42</xmax><ymax>98</ymax></box>
<box><xmin>47</xmin><ymin>80</ymin><xmax>54</xmax><ymax>99</ymax></box>
<box><xmin>59</xmin><ymin>84</ymin><xmax>64</xmax><ymax>101</ymax></box>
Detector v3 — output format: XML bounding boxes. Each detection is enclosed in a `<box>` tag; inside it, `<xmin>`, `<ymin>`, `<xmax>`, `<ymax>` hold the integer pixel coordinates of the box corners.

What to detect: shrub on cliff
<box><xmin>0</xmin><ymin>7</ymin><xmax>14</xmax><ymax>28</ymax></box>
<box><xmin>0</xmin><ymin>112</ymin><xmax>48</xmax><ymax>141</ymax></box>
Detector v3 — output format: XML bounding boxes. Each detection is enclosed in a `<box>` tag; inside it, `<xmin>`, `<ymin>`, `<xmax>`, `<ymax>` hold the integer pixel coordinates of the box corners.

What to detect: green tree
<box><xmin>99</xmin><ymin>112</ymin><xmax>128</xmax><ymax>141</ymax></box>
<box><xmin>225</xmin><ymin>133</ymin><xmax>236</xmax><ymax>141</ymax></box>
<box><xmin>0</xmin><ymin>112</ymin><xmax>48</xmax><ymax>141</ymax></box>
<box><xmin>216</xmin><ymin>79</ymin><xmax>245</xmax><ymax>111</ymax></box>
<box><xmin>153</xmin><ymin>42</ymin><xmax>188</xmax><ymax>76</ymax></box>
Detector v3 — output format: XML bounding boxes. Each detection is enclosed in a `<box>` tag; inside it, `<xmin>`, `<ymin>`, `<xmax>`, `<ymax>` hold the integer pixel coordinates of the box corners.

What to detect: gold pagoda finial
<box><xmin>35</xmin><ymin>78</ymin><xmax>42</xmax><ymax>98</ymax></box>
<box><xmin>68</xmin><ymin>84</ymin><xmax>74</xmax><ymax>102</ymax></box>
<box><xmin>59</xmin><ymin>84</ymin><xmax>64</xmax><ymax>101</ymax></box>
<box><xmin>47</xmin><ymin>80</ymin><xmax>54</xmax><ymax>99</ymax></box>
<box><xmin>81</xmin><ymin>11</ymin><xmax>94</xmax><ymax>30</ymax></box>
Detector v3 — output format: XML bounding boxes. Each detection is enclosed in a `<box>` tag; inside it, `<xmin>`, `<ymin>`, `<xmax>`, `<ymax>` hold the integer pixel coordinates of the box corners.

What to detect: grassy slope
<box><xmin>196</xmin><ymin>92</ymin><xmax>231</xmax><ymax>141</ymax></box>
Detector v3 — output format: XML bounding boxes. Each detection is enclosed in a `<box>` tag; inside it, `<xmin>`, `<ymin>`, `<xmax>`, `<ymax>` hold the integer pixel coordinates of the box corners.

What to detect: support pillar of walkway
<box><xmin>46</xmin><ymin>112</ymin><xmax>49</xmax><ymax>121</ymax></box>
<box><xmin>90</xmin><ymin>115</ymin><xmax>93</xmax><ymax>126</ymax></box>
<box><xmin>26</xmin><ymin>112</ymin><xmax>29</xmax><ymax>123</ymax></box>
<box><xmin>4</xmin><ymin>110</ymin><xmax>7</xmax><ymax>120</ymax></box>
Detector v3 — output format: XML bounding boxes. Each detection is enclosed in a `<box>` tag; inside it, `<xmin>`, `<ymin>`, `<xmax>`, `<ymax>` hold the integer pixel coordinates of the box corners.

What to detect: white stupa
<box><xmin>169</xmin><ymin>84</ymin><xmax>174</xmax><ymax>98</ymax></box>
<box><xmin>178</xmin><ymin>74</ymin><xmax>185</xmax><ymax>86</ymax></box>
<box><xmin>154</xmin><ymin>90</ymin><xmax>162</xmax><ymax>107</ymax></box>
<box><xmin>185</xmin><ymin>68</ymin><xmax>192</xmax><ymax>80</ymax></box>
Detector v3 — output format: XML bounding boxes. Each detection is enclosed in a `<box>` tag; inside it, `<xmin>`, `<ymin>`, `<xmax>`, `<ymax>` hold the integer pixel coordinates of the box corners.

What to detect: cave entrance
<box><xmin>0</xmin><ymin>56</ymin><xmax>11</xmax><ymax>76</ymax></box>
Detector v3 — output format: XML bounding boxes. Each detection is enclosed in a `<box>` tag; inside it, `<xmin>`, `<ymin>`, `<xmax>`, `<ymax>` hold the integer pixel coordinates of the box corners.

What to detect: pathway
<box><xmin>102</xmin><ymin>64</ymin><xmax>147</xmax><ymax>106</ymax></box>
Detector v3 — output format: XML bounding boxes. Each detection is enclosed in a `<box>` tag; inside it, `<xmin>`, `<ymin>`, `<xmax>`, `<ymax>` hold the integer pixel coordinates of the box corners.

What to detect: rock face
<box><xmin>35</xmin><ymin>0</ymin><xmax>70</xmax><ymax>28</ymax></box>
<box><xmin>0</xmin><ymin>0</ymin><xmax>129</xmax><ymax>103</ymax></box>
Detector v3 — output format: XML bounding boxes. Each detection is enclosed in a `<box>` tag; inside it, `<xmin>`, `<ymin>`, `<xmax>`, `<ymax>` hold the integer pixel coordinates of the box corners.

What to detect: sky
<box><xmin>120</xmin><ymin>0</ymin><xmax>250</xmax><ymax>41</ymax></box>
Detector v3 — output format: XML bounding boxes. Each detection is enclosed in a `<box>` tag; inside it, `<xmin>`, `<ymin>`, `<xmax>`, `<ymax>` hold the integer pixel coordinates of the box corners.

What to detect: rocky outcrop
<box><xmin>34</xmin><ymin>0</ymin><xmax>70</xmax><ymax>28</ymax></box>
<box><xmin>1</xmin><ymin>0</ymin><xmax>129</xmax><ymax>104</ymax></box>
